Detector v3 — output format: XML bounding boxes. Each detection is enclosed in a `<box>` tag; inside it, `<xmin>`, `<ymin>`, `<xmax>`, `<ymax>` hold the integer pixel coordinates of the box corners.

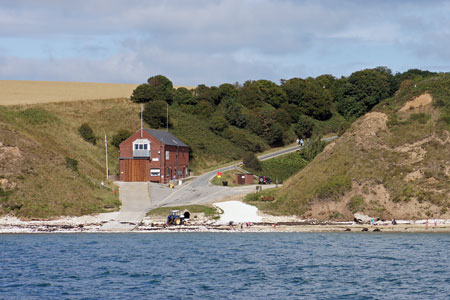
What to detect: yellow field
<box><xmin>0</xmin><ymin>80</ymin><xmax>194</xmax><ymax>105</ymax></box>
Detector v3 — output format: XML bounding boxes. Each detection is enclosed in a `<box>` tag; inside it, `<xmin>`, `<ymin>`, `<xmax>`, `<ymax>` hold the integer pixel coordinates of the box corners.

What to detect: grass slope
<box><xmin>254</xmin><ymin>75</ymin><xmax>450</xmax><ymax>220</ymax></box>
<box><xmin>0</xmin><ymin>98</ymin><xmax>265</xmax><ymax>218</ymax></box>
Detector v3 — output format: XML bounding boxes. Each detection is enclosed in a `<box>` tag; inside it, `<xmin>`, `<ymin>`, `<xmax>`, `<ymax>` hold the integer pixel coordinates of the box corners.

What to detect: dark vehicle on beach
<box><xmin>258</xmin><ymin>176</ymin><xmax>271</xmax><ymax>184</ymax></box>
<box><xmin>167</xmin><ymin>210</ymin><xmax>191</xmax><ymax>225</ymax></box>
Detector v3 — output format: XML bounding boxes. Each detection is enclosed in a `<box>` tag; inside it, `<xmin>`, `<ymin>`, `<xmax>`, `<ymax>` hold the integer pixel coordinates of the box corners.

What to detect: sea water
<box><xmin>0</xmin><ymin>233</ymin><xmax>449</xmax><ymax>299</ymax></box>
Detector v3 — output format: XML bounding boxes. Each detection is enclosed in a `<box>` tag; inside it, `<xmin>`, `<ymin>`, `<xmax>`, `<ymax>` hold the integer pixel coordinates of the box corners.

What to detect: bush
<box><xmin>315</xmin><ymin>175</ymin><xmax>351</xmax><ymax>200</ymax></box>
<box><xmin>299</xmin><ymin>136</ymin><xmax>326</xmax><ymax>161</ymax></box>
<box><xmin>348</xmin><ymin>195</ymin><xmax>365</xmax><ymax>213</ymax></box>
<box><xmin>293</xmin><ymin>115</ymin><xmax>315</xmax><ymax>139</ymax></box>
<box><xmin>78</xmin><ymin>123</ymin><xmax>96</xmax><ymax>145</ymax></box>
<box><xmin>143</xmin><ymin>100</ymin><xmax>169</xmax><ymax>129</ymax></box>
<box><xmin>111</xmin><ymin>129</ymin><xmax>132</xmax><ymax>148</ymax></box>
<box><xmin>209</xmin><ymin>116</ymin><xmax>229</xmax><ymax>134</ymax></box>
<box><xmin>65</xmin><ymin>157</ymin><xmax>79</xmax><ymax>173</ymax></box>
<box><xmin>243</xmin><ymin>152</ymin><xmax>261</xmax><ymax>171</ymax></box>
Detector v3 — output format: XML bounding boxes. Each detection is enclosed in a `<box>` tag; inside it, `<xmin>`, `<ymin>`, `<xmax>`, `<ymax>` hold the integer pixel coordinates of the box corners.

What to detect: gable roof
<box><xmin>144</xmin><ymin>129</ymin><xmax>188</xmax><ymax>147</ymax></box>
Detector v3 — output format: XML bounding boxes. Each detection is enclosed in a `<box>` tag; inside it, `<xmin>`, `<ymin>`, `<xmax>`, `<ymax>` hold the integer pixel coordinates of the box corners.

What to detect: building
<box><xmin>236</xmin><ymin>173</ymin><xmax>255</xmax><ymax>185</ymax></box>
<box><xmin>119</xmin><ymin>129</ymin><xmax>189</xmax><ymax>183</ymax></box>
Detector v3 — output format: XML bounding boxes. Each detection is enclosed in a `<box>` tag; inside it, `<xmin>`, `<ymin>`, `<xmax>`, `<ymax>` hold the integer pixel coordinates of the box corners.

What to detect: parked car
<box><xmin>258</xmin><ymin>176</ymin><xmax>271</xmax><ymax>184</ymax></box>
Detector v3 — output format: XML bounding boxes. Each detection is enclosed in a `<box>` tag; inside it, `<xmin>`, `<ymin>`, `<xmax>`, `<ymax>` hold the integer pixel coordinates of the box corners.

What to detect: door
<box><xmin>124</xmin><ymin>159</ymin><xmax>147</xmax><ymax>182</ymax></box>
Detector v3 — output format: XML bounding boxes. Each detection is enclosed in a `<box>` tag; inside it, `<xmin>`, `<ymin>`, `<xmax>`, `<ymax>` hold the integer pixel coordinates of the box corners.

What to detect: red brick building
<box><xmin>119</xmin><ymin>129</ymin><xmax>189</xmax><ymax>183</ymax></box>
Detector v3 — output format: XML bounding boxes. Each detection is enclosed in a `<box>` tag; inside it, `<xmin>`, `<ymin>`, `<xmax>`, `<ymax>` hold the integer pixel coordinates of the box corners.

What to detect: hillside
<box><xmin>260</xmin><ymin>75</ymin><xmax>450</xmax><ymax>220</ymax></box>
<box><xmin>0</xmin><ymin>98</ymin><xmax>268</xmax><ymax>218</ymax></box>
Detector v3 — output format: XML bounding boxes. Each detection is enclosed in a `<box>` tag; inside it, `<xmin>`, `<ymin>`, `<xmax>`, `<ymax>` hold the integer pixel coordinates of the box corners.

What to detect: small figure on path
<box><xmin>392</xmin><ymin>219</ymin><xmax>397</xmax><ymax>225</ymax></box>
<box><xmin>300</xmin><ymin>138</ymin><xmax>304</xmax><ymax>147</ymax></box>
<box><xmin>426</xmin><ymin>219</ymin><xmax>429</xmax><ymax>229</ymax></box>
<box><xmin>434</xmin><ymin>219</ymin><xmax>437</xmax><ymax>227</ymax></box>
<box><xmin>101</xmin><ymin>181</ymin><xmax>104</xmax><ymax>188</ymax></box>
<box><xmin>296</xmin><ymin>138</ymin><xmax>300</xmax><ymax>145</ymax></box>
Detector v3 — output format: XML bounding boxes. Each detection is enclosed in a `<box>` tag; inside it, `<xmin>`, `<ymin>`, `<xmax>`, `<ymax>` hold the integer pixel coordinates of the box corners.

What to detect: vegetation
<box><xmin>147</xmin><ymin>205</ymin><xmax>220</xmax><ymax>218</ymax></box>
<box><xmin>1</xmin><ymin>67</ymin><xmax>447</xmax><ymax>219</ymax></box>
<box><xmin>78</xmin><ymin>123</ymin><xmax>96</xmax><ymax>145</ymax></box>
<box><xmin>111</xmin><ymin>129</ymin><xmax>132</xmax><ymax>148</ymax></box>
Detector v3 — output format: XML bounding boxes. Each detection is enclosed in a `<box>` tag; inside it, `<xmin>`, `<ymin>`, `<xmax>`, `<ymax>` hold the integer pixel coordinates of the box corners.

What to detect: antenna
<box><xmin>140</xmin><ymin>104</ymin><xmax>143</xmax><ymax>137</ymax></box>
<box><xmin>166</xmin><ymin>102</ymin><xmax>169</xmax><ymax>132</ymax></box>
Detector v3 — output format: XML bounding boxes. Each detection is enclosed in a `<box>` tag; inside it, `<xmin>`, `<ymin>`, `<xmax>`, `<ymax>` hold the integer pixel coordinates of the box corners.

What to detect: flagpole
<box><xmin>105</xmin><ymin>134</ymin><xmax>109</xmax><ymax>180</ymax></box>
<box><xmin>140</xmin><ymin>104</ymin><xmax>143</xmax><ymax>137</ymax></box>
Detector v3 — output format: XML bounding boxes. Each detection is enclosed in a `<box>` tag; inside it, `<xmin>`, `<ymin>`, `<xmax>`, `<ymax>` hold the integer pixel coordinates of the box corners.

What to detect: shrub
<box><xmin>299</xmin><ymin>136</ymin><xmax>326</xmax><ymax>161</ymax></box>
<box><xmin>293</xmin><ymin>115</ymin><xmax>315</xmax><ymax>139</ymax></box>
<box><xmin>348</xmin><ymin>195</ymin><xmax>365</xmax><ymax>213</ymax></box>
<box><xmin>243</xmin><ymin>152</ymin><xmax>261</xmax><ymax>171</ymax></box>
<box><xmin>209</xmin><ymin>116</ymin><xmax>229</xmax><ymax>134</ymax></box>
<box><xmin>143</xmin><ymin>100</ymin><xmax>169</xmax><ymax>129</ymax></box>
<box><xmin>316</xmin><ymin>175</ymin><xmax>351</xmax><ymax>200</ymax></box>
<box><xmin>111</xmin><ymin>129</ymin><xmax>132</xmax><ymax>148</ymax></box>
<box><xmin>78</xmin><ymin>123</ymin><xmax>96</xmax><ymax>145</ymax></box>
<box><xmin>65</xmin><ymin>157</ymin><xmax>79</xmax><ymax>173</ymax></box>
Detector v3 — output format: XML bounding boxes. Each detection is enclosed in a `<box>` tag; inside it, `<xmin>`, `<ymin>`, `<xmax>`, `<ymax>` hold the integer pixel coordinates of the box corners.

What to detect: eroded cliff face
<box><xmin>279</xmin><ymin>93</ymin><xmax>450</xmax><ymax>221</ymax></box>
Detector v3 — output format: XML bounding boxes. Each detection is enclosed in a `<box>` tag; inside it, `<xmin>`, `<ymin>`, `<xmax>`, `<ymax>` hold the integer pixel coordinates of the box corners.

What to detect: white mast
<box><xmin>140</xmin><ymin>104</ymin><xmax>143</xmax><ymax>137</ymax></box>
<box><xmin>105</xmin><ymin>134</ymin><xmax>109</xmax><ymax>180</ymax></box>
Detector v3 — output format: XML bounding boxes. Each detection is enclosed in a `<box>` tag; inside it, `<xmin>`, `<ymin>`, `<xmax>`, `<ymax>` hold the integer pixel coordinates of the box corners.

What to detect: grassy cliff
<box><xmin>0</xmin><ymin>98</ymin><xmax>265</xmax><ymax>218</ymax></box>
<box><xmin>253</xmin><ymin>75</ymin><xmax>450</xmax><ymax>220</ymax></box>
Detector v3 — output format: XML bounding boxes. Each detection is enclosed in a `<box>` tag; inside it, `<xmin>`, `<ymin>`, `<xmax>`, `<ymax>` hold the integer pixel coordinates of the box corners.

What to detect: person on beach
<box><xmin>426</xmin><ymin>219</ymin><xmax>429</xmax><ymax>229</ymax></box>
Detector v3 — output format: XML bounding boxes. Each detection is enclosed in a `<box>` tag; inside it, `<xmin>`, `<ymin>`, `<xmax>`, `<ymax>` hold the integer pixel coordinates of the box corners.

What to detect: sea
<box><xmin>0</xmin><ymin>233</ymin><xmax>449</xmax><ymax>300</ymax></box>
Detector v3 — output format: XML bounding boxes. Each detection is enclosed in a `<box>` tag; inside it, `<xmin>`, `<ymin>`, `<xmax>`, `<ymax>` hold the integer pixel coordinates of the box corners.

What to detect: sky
<box><xmin>1</xmin><ymin>0</ymin><xmax>450</xmax><ymax>86</ymax></box>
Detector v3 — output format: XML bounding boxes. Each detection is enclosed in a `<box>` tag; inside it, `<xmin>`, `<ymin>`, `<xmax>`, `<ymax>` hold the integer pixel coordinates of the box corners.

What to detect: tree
<box><xmin>130</xmin><ymin>84</ymin><xmax>153</xmax><ymax>103</ymax></box>
<box><xmin>265</xmin><ymin>122</ymin><xmax>284</xmax><ymax>146</ymax></box>
<box><xmin>281</xmin><ymin>77</ymin><xmax>332</xmax><ymax>120</ymax></box>
<box><xmin>78</xmin><ymin>123</ymin><xmax>96</xmax><ymax>145</ymax></box>
<box><xmin>147</xmin><ymin>75</ymin><xmax>174</xmax><ymax>104</ymax></box>
<box><xmin>293</xmin><ymin>115</ymin><xmax>315</xmax><ymax>139</ymax></box>
<box><xmin>209</xmin><ymin>116</ymin><xmax>229</xmax><ymax>134</ymax></box>
<box><xmin>111</xmin><ymin>129</ymin><xmax>132</xmax><ymax>148</ymax></box>
<box><xmin>336</xmin><ymin>68</ymin><xmax>392</xmax><ymax>119</ymax></box>
<box><xmin>130</xmin><ymin>75</ymin><xmax>174</xmax><ymax>104</ymax></box>
<box><xmin>143</xmin><ymin>100</ymin><xmax>169</xmax><ymax>129</ymax></box>
<box><xmin>224</xmin><ymin>100</ymin><xmax>246</xmax><ymax>128</ymax></box>
<box><xmin>243</xmin><ymin>152</ymin><xmax>261</xmax><ymax>171</ymax></box>
<box><xmin>173</xmin><ymin>87</ymin><xmax>196</xmax><ymax>105</ymax></box>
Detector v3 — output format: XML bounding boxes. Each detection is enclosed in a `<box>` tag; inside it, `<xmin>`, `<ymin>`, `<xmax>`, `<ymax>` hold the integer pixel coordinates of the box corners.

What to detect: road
<box><xmin>101</xmin><ymin>182</ymin><xmax>152</xmax><ymax>231</ymax></box>
<box><xmin>104</xmin><ymin>136</ymin><xmax>338</xmax><ymax>230</ymax></box>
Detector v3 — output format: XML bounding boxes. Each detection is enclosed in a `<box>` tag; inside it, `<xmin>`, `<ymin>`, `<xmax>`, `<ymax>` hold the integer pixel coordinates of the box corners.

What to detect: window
<box><xmin>134</xmin><ymin>144</ymin><xmax>139</xmax><ymax>150</ymax></box>
<box><xmin>166</xmin><ymin>151</ymin><xmax>170</xmax><ymax>160</ymax></box>
<box><xmin>143</xmin><ymin>144</ymin><xmax>147</xmax><ymax>150</ymax></box>
<box><xmin>150</xmin><ymin>169</ymin><xmax>160</xmax><ymax>176</ymax></box>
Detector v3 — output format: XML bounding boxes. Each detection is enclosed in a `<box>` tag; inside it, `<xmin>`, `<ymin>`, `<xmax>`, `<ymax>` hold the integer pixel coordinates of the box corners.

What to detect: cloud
<box><xmin>0</xmin><ymin>0</ymin><xmax>450</xmax><ymax>85</ymax></box>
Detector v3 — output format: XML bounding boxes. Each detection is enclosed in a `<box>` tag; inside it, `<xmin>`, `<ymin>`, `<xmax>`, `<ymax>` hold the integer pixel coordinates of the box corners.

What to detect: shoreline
<box><xmin>1</xmin><ymin>216</ymin><xmax>449</xmax><ymax>234</ymax></box>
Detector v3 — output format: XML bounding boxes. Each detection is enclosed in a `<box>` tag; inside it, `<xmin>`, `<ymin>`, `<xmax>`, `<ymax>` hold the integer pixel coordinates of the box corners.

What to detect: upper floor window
<box><xmin>166</xmin><ymin>151</ymin><xmax>170</xmax><ymax>160</ymax></box>
<box><xmin>133</xmin><ymin>139</ymin><xmax>150</xmax><ymax>157</ymax></box>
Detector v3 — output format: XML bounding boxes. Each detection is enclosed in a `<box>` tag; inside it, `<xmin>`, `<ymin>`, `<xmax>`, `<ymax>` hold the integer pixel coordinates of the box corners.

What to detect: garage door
<box><xmin>123</xmin><ymin>159</ymin><xmax>148</xmax><ymax>182</ymax></box>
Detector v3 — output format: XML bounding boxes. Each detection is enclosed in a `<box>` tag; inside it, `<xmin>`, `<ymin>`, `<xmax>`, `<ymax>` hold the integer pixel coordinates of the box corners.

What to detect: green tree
<box><xmin>209</xmin><ymin>116</ymin><xmax>229</xmax><ymax>134</ymax></box>
<box><xmin>336</xmin><ymin>68</ymin><xmax>392</xmax><ymax>119</ymax></box>
<box><xmin>78</xmin><ymin>123</ymin><xmax>96</xmax><ymax>145</ymax></box>
<box><xmin>130</xmin><ymin>84</ymin><xmax>153</xmax><ymax>103</ymax></box>
<box><xmin>111</xmin><ymin>129</ymin><xmax>132</xmax><ymax>148</ymax></box>
<box><xmin>173</xmin><ymin>87</ymin><xmax>196</xmax><ymax>105</ymax></box>
<box><xmin>266</xmin><ymin>122</ymin><xmax>284</xmax><ymax>146</ymax></box>
<box><xmin>147</xmin><ymin>75</ymin><xmax>174</xmax><ymax>104</ymax></box>
<box><xmin>143</xmin><ymin>100</ymin><xmax>169</xmax><ymax>129</ymax></box>
<box><xmin>224</xmin><ymin>100</ymin><xmax>246</xmax><ymax>128</ymax></box>
<box><xmin>281</xmin><ymin>77</ymin><xmax>332</xmax><ymax>120</ymax></box>
<box><xmin>293</xmin><ymin>115</ymin><xmax>315</xmax><ymax>139</ymax></box>
<box><xmin>243</xmin><ymin>152</ymin><xmax>261</xmax><ymax>171</ymax></box>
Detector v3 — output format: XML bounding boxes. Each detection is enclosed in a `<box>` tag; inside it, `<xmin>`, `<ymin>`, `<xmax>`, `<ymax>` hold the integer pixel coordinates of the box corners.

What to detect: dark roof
<box><xmin>144</xmin><ymin>129</ymin><xmax>188</xmax><ymax>147</ymax></box>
